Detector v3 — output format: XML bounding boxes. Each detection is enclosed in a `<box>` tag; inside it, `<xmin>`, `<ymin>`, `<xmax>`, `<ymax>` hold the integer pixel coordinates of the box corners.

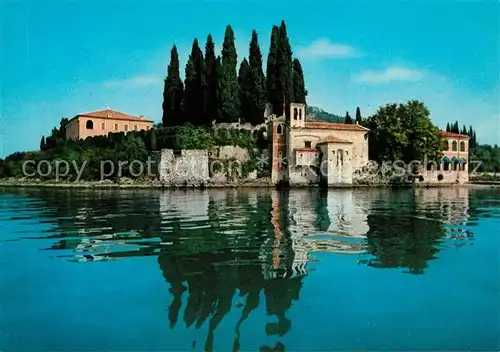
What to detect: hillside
<box><xmin>306</xmin><ymin>106</ymin><xmax>344</xmax><ymax>123</ymax></box>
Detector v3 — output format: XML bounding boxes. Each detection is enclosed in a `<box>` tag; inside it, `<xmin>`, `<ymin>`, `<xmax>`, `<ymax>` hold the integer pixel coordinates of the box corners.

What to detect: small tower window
<box><xmin>277</xmin><ymin>124</ymin><xmax>283</xmax><ymax>135</ymax></box>
<box><xmin>460</xmin><ymin>141</ymin><xmax>465</xmax><ymax>152</ymax></box>
<box><xmin>294</xmin><ymin>108</ymin><xmax>298</xmax><ymax>120</ymax></box>
<box><xmin>299</xmin><ymin>109</ymin><xmax>302</xmax><ymax>120</ymax></box>
<box><xmin>86</xmin><ymin>120</ymin><xmax>93</xmax><ymax>129</ymax></box>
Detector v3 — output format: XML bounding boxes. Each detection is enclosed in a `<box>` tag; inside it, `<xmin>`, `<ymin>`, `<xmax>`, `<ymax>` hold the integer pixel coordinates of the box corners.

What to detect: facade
<box><xmin>420</xmin><ymin>131</ymin><xmax>469</xmax><ymax>184</ymax></box>
<box><xmin>268</xmin><ymin>103</ymin><xmax>370</xmax><ymax>185</ymax></box>
<box><xmin>65</xmin><ymin>108</ymin><xmax>153</xmax><ymax>140</ymax></box>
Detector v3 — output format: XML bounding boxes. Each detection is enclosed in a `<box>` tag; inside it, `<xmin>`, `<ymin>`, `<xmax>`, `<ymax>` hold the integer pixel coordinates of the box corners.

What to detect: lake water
<box><xmin>0</xmin><ymin>187</ymin><xmax>498</xmax><ymax>351</ymax></box>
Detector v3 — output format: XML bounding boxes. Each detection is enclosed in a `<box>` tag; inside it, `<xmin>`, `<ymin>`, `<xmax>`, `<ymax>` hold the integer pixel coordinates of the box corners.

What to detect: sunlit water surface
<box><xmin>0</xmin><ymin>187</ymin><xmax>499</xmax><ymax>351</ymax></box>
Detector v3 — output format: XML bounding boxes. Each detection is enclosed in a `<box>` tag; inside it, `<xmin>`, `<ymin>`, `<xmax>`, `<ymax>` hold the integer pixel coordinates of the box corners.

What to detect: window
<box><xmin>134</xmin><ymin>125</ymin><xmax>138</xmax><ymax>131</ymax></box>
<box><xmin>86</xmin><ymin>120</ymin><xmax>93</xmax><ymax>129</ymax></box>
<box><xmin>299</xmin><ymin>109</ymin><xmax>302</xmax><ymax>120</ymax></box>
<box><xmin>444</xmin><ymin>141</ymin><xmax>449</xmax><ymax>150</ymax></box>
<box><xmin>125</xmin><ymin>125</ymin><xmax>128</xmax><ymax>132</ymax></box>
<box><xmin>293</xmin><ymin>108</ymin><xmax>298</xmax><ymax>120</ymax></box>
<box><xmin>452</xmin><ymin>141</ymin><xmax>458</xmax><ymax>151</ymax></box>
<box><xmin>115</xmin><ymin>124</ymin><xmax>118</xmax><ymax>131</ymax></box>
<box><xmin>460</xmin><ymin>141</ymin><xmax>465</xmax><ymax>152</ymax></box>
<box><xmin>101</xmin><ymin>122</ymin><xmax>105</xmax><ymax>129</ymax></box>
<box><xmin>277</xmin><ymin>124</ymin><xmax>283</xmax><ymax>135</ymax></box>
<box><xmin>444</xmin><ymin>162</ymin><xmax>450</xmax><ymax>171</ymax></box>
<box><xmin>305</xmin><ymin>141</ymin><xmax>311</xmax><ymax>148</ymax></box>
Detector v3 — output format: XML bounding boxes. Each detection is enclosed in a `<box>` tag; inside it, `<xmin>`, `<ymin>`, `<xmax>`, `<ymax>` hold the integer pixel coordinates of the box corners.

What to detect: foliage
<box><xmin>344</xmin><ymin>111</ymin><xmax>353</xmax><ymax>124</ymax></box>
<box><xmin>366</xmin><ymin>100</ymin><xmax>445</xmax><ymax>164</ymax></box>
<box><xmin>162</xmin><ymin>45</ymin><xmax>184</xmax><ymax>127</ymax></box>
<box><xmin>238</xmin><ymin>58</ymin><xmax>252</xmax><ymax>124</ymax></box>
<box><xmin>204</xmin><ymin>34</ymin><xmax>219</xmax><ymax>125</ymax></box>
<box><xmin>306</xmin><ymin>106</ymin><xmax>343</xmax><ymax>123</ymax></box>
<box><xmin>276</xmin><ymin>20</ymin><xmax>294</xmax><ymax>116</ymax></box>
<box><xmin>184</xmin><ymin>38</ymin><xmax>206</xmax><ymax>126</ymax></box>
<box><xmin>218</xmin><ymin>25</ymin><xmax>240</xmax><ymax>122</ymax></box>
<box><xmin>470</xmin><ymin>144</ymin><xmax>500</xmax><ymax>173</ymax></box>
<box><xmin>246</xmin><ymin>30</ymin><xmax>267</xmax><ymax>125</ymax></box>
<box><xmin>292</xmin><ymin>58</ymin><xmax>306</xmax><ymax>104</ymax></box>
<box><xmin>355</xmin><ymin>107</ymin><xmax>362</xmax><ymax>124</ymax></box>
<box><xmin>266</xmin><ymin>25</ymin><xmax>280</xmax><ymax>115</ymax></box>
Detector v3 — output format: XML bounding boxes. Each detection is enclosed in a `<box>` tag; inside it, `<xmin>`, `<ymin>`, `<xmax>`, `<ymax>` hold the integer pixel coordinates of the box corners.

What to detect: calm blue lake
<box><xmin>0</xmin><ymin>187</ymin><xmax>498</xmax><ymax>351</ymax></box>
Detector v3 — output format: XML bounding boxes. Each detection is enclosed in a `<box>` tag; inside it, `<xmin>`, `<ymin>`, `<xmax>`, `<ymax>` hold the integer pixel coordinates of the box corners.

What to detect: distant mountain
<box><xmin>306</xmin><ymin>106</ymin><xmax>344</xmax><ymax>123</ymax></box>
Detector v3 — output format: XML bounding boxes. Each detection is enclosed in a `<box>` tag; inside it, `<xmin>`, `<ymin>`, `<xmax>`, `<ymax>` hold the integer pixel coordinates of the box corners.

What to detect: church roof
<box><xmin>440</xmin><ymin>131</ymin><xmax>469</xmax><ymax>140</ymax></box>
<box><xmin>73</xmin><ymin>109</ymin><xmax>153</xmax><ymax>122</ymax></box>
<box><xmin>317</xmin><ymin>136</ymin><xmax>352</xmax><ymax>144</ymax></box>
<box><xmin>304</xmin><ymin>122</ymin><xmax>369</xmax><ymax>131</ymax></box>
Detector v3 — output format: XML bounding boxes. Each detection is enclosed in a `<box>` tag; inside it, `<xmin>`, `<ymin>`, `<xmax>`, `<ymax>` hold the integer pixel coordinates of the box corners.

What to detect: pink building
<box><xmin>65</xmin><ymin>109</ymin><xmax>153</xmax><ymax>140</ymax></box>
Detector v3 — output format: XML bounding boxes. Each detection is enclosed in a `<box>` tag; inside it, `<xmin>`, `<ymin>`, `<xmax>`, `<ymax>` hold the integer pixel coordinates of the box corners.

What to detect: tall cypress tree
<box><xmin>40</xmin><ymin>136</ymin><xmax>46</xmax><ymax>151</ymax></box>
<box><xmin>446</xmin><ymin>122</ymin><xmax>450</xmax><ymax>132</ymax></box>
<box><xmin>238</xmin><ymin>58</ymin><xmax>251</xmax><ymax>124</ymax></box>
<box><xmin>453</xmin><ymin>121</ymin><xmax>459</xmax><ymax>133</ymax></box>
<box><xmin>276</xmin><ymin>20</ymin><xmax>294</xmax><ymax>117</ymax></box>
<box><xmin>203</xmin><ymin>34</ymin><xmax>218</xmax><ymax>125</ymax></box>
<box><xmin>345</xmin><ymin>111</ymin><xmax>353</xmax><ymax>124</ymax></box>
<box><xmin>266</xmin><ymin>25</ymin><xmax>280</xmax><ymax>115</ymax></box>
<box><xmin>184</xmin><ymin>38</ymin><xmax>205</xmax><ymax>125</ymax></box>
<box><xmin>247</xmin><ymin>30</ymin><xmax>267</xmax><ymax>125</ymax></box>
<box><xmin>355</xmin><ymin>107</ymin><xmax>362</xmax><ymax>124</ymax></box>
<box><xmin>162</xmin><ymin>45</ymin><xmax>184</xmax><ymax>127</ymax></box>
<box><xmin>218</xmin><ymin>25</ymin><xmax>240</xmax><ymax>122</ymax></box>
<box><xmin>292</xmin><ymin>58</ymin><xmax>306</xmax><ymax>104</ymax></box>
<box><xmin>461</xmin><ymin>125</ymin><xmax>467</xmax><ymax>135</ymax></box>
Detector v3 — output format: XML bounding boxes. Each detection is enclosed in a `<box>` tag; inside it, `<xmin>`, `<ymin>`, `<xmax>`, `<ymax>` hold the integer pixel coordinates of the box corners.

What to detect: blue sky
<box><xmin>1</xmin><ymin>0</ymin><xmax>499</xmax><ymax>157</ymax></box>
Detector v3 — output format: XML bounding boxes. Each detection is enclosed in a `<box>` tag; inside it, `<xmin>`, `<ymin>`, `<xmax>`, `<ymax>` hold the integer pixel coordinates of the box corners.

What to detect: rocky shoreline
<box><xmin>0</xmin><ymin>178</ymin><xmax>497</xmax><ymax>189</ymax></box>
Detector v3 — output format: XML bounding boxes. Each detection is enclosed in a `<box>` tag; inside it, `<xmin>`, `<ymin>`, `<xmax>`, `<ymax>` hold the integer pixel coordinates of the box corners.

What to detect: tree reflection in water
<box><xmin>0</xmin><ymin>186</ymin><xmax>480</xmax><ymax>351</ymax></box>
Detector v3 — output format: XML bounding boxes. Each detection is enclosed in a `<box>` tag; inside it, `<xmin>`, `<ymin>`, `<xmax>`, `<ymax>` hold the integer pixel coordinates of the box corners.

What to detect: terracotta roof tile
<box><xmin>440</xmin><ymin>131</ymin><xmax>469</xmax><ymax>139</ymax></box>
<box><xmin>77</xmin><ymin>109</ymin><xmax>153</xmax><ymax>122</ymax></box>
<box><xmin>295</xmin><ymin>148</ymin><xmax>318</xmax><ymax>152</ymax></box>
<box><xmin>304</xmin><ymin>122</ymin><xmax>369</xmax><ymax>131</ymax></box>
<box><xmin>317</xmin><ymin>135</ymin><xmax>352</xmax><ymax>144</ymax></box>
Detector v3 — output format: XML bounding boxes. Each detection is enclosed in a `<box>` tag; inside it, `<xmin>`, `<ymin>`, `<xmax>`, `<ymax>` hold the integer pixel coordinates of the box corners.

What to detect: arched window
<box><xmin>452</xmin><ymin>141</ymin><xmax>458</xmax><ymax>151</ymax></box>
<box><xmin>277</xmin><ymin>124</ymin><xmax>283</xmax><ymax>135</ymax></box>
<box><xmin>293</xmin><ymin>108</ymin><xmax>298</xmax><ymax>120</ymax></box>
<box><xmin>299</xmin><ymin>109</ymin><xmax>302</xmax><ymax>120</ymax></box>
<box><xmin>337</xmin><ymin>149</ymin><xmax>343</xmax><ymax>166</ymax></box>
<box><xmin>86</xmin><ymin>120</ymin><xmax>93</xmax><ymax>129</ymax></box>
<box><xmin>460</xmin><ymin>141</ymin><xmax>465</xmax><ymax>152</ymax></box>
<box><xmin>444</xmin><ymin>140</ymin><xmax>449</xmax><ymax>150</ymax></box>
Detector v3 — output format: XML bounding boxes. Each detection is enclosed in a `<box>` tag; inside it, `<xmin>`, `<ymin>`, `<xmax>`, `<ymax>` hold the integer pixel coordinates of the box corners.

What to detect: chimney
<box><xmin>139</xmin><ymin>115</ymin><xmax>144</xmax><ymax>119</ymax></box>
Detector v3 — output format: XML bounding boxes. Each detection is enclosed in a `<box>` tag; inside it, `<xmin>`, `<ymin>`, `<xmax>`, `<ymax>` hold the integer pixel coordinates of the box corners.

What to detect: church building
<box><xmin>267</xmin><ymin>103</ymin><xmax>370</xmax><ymax>185</ymax></box>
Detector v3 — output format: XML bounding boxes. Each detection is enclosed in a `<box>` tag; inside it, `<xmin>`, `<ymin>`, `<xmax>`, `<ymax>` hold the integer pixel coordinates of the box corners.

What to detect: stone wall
<box><xmin>158</xmin><ymin>149</ymin><xmax>209</xmax><ymax>186</ymax></box>
<box><xmin>419</xmin><ymin>169</ymin><xmax>469</xmax><ymax>184</ymax></box>
<box><xmin>212</xmin><ymin>146</ymin><xmax>250</xmax><ymax>162</ymax></box>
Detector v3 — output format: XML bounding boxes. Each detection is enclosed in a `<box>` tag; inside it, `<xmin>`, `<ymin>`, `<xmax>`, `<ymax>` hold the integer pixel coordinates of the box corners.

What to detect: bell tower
<box><xmin>290</xmin><ymin>103</ymin><xmax>306</xmax><ymax>128</ymax></box>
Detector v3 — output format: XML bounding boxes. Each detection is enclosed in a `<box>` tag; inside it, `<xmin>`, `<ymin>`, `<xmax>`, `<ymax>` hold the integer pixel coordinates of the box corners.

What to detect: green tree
<box><xmin>150</xmin><ymin>129</ymin><xmax>157</xmax><ymax>151</ymax></box>
<box><xmin>453</xmin><ymin>121</ymin><xmax>459</xmax><ymax>133</ymax></box>
<box><xmin>292</xmin><ymin>58</ymin><xmax>306</xmax><ymax>104</ymax></box>
<box><xmin>276</xmin><ymin>20</ymin><xmax>293</xmax><ymax>117</ymax></box>
<box><xmin>162</xmin><ymin>45</ymin><xmax>184</xmax><ymax>127</ymax></box>
<box><xmin>266</xmin><ymin>25</ymin><xmax>280</xmax><ymax>115</ymax></box>
<box><xmin>184</xmin><ymin>38</ymin><xmax>205</xmax><ymax>126</ymax></box>
<box><xmin>247</xmin><ymin>30</ymin><xmax>267</xmax><ymax>125</ymax></box>
<box><xmin>355</xmin><ymin>107</ymin><xmax>362</xmax><ymax>124</ymax></box>
<box><xmin>204</xmin><ymin>35</ymin><xmax>218</xmax><ymax>125</ymax></box>
<box><xmin>344</xmin><ymin>111</ymin><xmax>353</xmax><ymax>124</ymax></box>
<box><xmin>238</xmin><ymin>58</ymin><xmax>251</xmax><ymax>124</ymax></box>
<box><xmin>366</xmin><ymin>100</ymin><xmax>444</xmax><ymax>164</ymax></box>
<box><xmin>218</xmin><ymin>25</ymin><xmax>240</xmax><ymax>122</ymax></box>
<box><xmin>446</xmin><ymin>122</ymin><xmax>450</xmax><ymax>132</ymax></box>
<box><xmin>40</xmin><ymin>136</ymin><xmax>46</xmax><ymax>151</ymax></box>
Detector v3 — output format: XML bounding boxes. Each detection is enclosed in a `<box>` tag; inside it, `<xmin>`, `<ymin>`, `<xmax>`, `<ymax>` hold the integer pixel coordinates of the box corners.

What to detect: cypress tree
<box><xmin>247</xmin><ymin>30</ymin><xmax>267</xmax><ymax>125</ymax></box>
<box><xmin>345</xmin><ymin>111</ymin><xmax>353</xmax><ymax>124</ymax></box>
<box><xmin>203</xmin><ymin>35</ymin><xmax>218</xmax><ymax>125</ymax></box>
<box><xmin>150</xmin><ymin>129</ymin><xmax>157</xmax><ymax>150</ymax></box>
<box><xmin>292</xmin><ymin>58</ymin><xmax>307</xmax><ymax>104</ymax></box>
<box><xmin>266</xmin><ymin>25</ymin><xmax>280</xmax><ymax>115</ymax></box>
<box><xmin>446</xmin><ymin>122</ymin><xmax>450</xmax><ymax>132</ymax></box>
<box><xmin>355</xmin><ymin>107</ymin><xmax>362</xmax><ymax>124</ymax></box>
<box><xmin>40</xmin><ymin>136</ymin><xmax>46</xmax><ymax>151</ymax></box>
<box><xmin>276</xmin><ymin>20</ymin><xmax>294</xmax><ymax>117</ymax></box>
<box><xmin>238</xmin><ymin>58</ymin><xmax>251</xmax><ymax>124</ymax></box>
<box><xmin>218</xmin><ymin>25</ymin><xmax>240</xmax><ymax>122</ymax></box>
<box><xmin>453</xmin><ymin>121</ymin><xmax>459</xmax><ymax>133</ymax></box>
<box><xmin>184</xmin><ymin>38</ymin><xmax>205</xmax><ymax>125</ymax></box>
<box><xmin>162</xmin><ymin>45</ymin><xmax>184</xmax><ymax>127</ymax></box>
<box><xmin>461</xmin><ymin>125</ymin><xmax>467</xmax><ymax>135</ymax></box>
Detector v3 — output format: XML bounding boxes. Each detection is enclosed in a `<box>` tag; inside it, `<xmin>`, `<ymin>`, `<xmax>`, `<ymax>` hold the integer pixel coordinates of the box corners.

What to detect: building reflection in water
<box><xmin>8</xmin><ymin>186</ymin><xmax>475</xmax><ymax>350</ymax></box>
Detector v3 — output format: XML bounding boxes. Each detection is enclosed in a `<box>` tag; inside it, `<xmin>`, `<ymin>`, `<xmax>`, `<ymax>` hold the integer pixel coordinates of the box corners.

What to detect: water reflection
<box><xmin>0</xmin><ymin>186</ymin><xmax>489</xmax><ymax>351</ymax></box>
